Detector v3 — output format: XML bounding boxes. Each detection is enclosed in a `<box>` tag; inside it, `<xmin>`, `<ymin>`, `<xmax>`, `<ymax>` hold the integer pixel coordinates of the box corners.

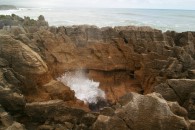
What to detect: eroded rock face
<box><xmin>92</xmin><ymin>92</ymin><xmax>189</xmax><ymax>130</ymax></box>
<box><xmin>155</xmin><ymin>79</ymin><xmax>195</xmax><ymax>119</ymax></box>
<box><xmin>0</xmin><ymin>14</ymin><xmax>195</xmax><ymax>129</ymax></box>
<box><xmin>93</xmin><ymin>115</ymin><xmax>129</xmax><ymax>130</ymax></box>
<box><xmin>0</xmin><ymin>67</ymin><xmax>25</xmax><ymax>112</ymax></box>
<box><xmin>25</xmin><ymin>100</ymin><xmax>86</xmax><ymax>121</ymax></box>
<box><xmin>19</xmin><ymin>24</ymin><xmax>195</xmax><ymax>103</ymax></box>
<box><xmin>166</xmin><ymin>79</ymin><xmax>195</xmax><ymax>103</ymax></box>
<box><xmin>42</xmin><ymin>80</ymin><xmax>75</xmax><ymax>101</ymax></box>
<box><xmin>0</xmin><ymin>35</ymin><xmax>48</xmax><ymax>76</ymax></box>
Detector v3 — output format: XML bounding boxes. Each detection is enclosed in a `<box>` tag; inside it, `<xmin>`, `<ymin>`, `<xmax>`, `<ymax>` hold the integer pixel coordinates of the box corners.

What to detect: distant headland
<box><xmin>0</xmin><ymin>5</ymin><xmax>17</xmax><ymax>10</ymax></box>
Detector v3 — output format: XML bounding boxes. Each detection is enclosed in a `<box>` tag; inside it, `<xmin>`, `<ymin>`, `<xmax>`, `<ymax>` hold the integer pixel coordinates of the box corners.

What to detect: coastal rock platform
<box><xmin>0</xmin><ymin>14</ymin><xmax>195</xmax><ymax>130</ymax></box>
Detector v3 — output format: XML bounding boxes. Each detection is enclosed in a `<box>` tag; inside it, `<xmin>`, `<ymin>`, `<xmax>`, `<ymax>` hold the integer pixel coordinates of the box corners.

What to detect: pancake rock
<box><xmin>0</xmin><ymin>14</ymin><xmax>195</xmax><ymax>129</ymax></box>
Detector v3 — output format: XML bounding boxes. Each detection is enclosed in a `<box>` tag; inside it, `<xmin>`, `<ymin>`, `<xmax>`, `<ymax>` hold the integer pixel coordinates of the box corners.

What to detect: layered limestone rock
<box><xmin>93</xmin><ymin>92</ymin><xmax>189</xmax><ymax>130</ymax></box>
<box><xmin>0</xmin><ymin>35</ymin><xmax>48</xmax><ymax>76</ymax></box>
<box><xmin>0</xmin><ymin>14</ymin><xmax>195</xmax><ymax>129</ymax></box>
<box><xmin>24</xmin><ymin>25</ymin><xmax>195</xmax><ymax>105</ymax></box>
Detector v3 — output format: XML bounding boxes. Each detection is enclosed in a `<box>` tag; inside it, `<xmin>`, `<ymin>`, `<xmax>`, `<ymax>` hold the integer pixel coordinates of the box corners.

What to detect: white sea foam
<box><xmin>57</xmin><ymin>70</ymin><xmax>105</xmax><ymax>104</ymax></box>
<box><xmin>0</xmin><ymin>9</ymin><xmax>18</xmax><ymax>15</ymax></box>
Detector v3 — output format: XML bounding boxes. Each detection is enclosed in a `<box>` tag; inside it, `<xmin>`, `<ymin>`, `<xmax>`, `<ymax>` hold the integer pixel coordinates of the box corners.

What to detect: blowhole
<box><xmin>57</xmin><ymin>70</ymin><xmax>107</xmax><ymax>111</ymax></box>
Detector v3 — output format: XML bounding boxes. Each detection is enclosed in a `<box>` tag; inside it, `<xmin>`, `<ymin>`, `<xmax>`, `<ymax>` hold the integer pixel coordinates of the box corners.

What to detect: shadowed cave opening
<box><xmin>57</xmin><ymin>69</ymin><xmax>139</xmax><ymax>111</ymax></box>
<box><xmin>57</xmin><ymin>70</ymin><xmax>108</xmax><ymax>111</ymax></box>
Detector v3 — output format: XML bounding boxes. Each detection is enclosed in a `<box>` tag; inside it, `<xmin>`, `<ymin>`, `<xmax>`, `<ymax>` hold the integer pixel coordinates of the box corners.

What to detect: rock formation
<box><xmin>93</xmin><ymin>93</ymin><xmax>189</xmax><ymax>130</ymax></box>
<box><xmin>0</xmin><ymin>14</ymin><xmax>195</xmax><ymax>129</ymax></box>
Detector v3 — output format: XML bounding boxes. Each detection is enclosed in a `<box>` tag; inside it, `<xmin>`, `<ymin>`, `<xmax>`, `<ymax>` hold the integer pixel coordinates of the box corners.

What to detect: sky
<box><xmin>0</xmin><ymin>0</ymin><xmax>195</xmax><ymax>10</ymax></box>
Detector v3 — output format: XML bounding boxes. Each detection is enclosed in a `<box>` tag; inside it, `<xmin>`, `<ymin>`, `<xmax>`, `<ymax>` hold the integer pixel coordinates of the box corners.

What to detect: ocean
<box><xmin>0</xmin><ymin>8</ymin><xmax>195</xmax><ymax>32</ymax></box>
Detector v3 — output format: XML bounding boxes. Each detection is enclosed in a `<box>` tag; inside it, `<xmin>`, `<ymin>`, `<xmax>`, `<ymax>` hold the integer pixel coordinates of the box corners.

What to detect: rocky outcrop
<box><xmin>0</xmin><ymin>14</ymin><xmax>48</xmax><ymax>30</ymax></box>
<box><xmin>0</xmin><ymin>35</ymin><xmax>48</xmax><ymax>76</ymax></box>
<box><xmin>93</xmin><ymin>92</ymin><xmax>189</xmax><ymax>130</ymax></box>
<box><xmin>26</xmin><ymin>25</ymin><xmax>195</xmax><ymax>104</ymax></box>
<box><xmin>155</xmin><ymin>79</ymin><xmax>195</xmax><ymax>119</ymax></box>
<box><xmin>0</xmin><ymin>15</ymin><xmax>88</xmax><ymax>129</ymax></box>
<box><xmin>155</xmin><ymin>79</ymin><xmax>195</xmax><ymax>103</ymax></box>
<box><xmin>0</xmin><ymin>14</ymin><xmax>195</xmax><ymax>129</ymax></box>
<box><xmin>42</xmin><ymin>80</ymin><xmax>75</xmax><ymax>101</ymax></box>
<box><xmin>0</xmin><ymin>62</ymin><xmax>26</xmax><ymax>112</ymax></box>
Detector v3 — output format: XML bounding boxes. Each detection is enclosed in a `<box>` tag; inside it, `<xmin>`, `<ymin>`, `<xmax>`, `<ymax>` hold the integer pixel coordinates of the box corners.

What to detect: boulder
<box><xmin>25</xmin><ymin>100</ymin><xmax>87</xmax><ymax>123</ymax></box>
<box><xmin>115</xmin><ymin>92</ymin><xmax>188</xmax><ymax>130</ymax></box>
<box><xmin>0</xmin><ymin>35</ymin><xmax>48</xmax><ymax>76</ymax></box>
<box><xmin>155</xmin><ymin>79</ymin><xmax>195</xmax><ymax>105</ymax></box>
<box><xmin>92</xmin><ymin>115</ymin><xmax>129</xmax><ymax>130</ymax></box>
<box><xmin>154</xmin><ymin>83</ymin><xmax>180</xmax><ymax>102</ymax></box>
<box><xmin>43</xmin><ymin>80</ymin><xmax>75</xmax><ymax>101</ymax></box>
<box><xmin>6</xmin><ymin>122</ymin><xmax>26</xmax><ymax>130</ymax></box>
<box><xmin>0</xmin><ymin>35</ymin><xmax>51</xmax><ymax>99</ymax></box>
<box><xmin>92</xmin><ymin>93</ymin><xmax>189</xmax><ymax>130</ymax></box>
<box><xmin>167</xmin><ymin>79</ymin><xmax>195</xmax><ymax>103</ymax></box>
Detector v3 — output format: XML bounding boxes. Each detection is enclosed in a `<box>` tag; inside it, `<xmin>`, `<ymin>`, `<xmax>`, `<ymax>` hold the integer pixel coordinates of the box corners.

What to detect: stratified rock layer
<box><xmin>93</xmin><ymin>92</ymin><xmax>188</xmax><ymax>130</ymax></box>
<box><xmin>0</xmin><ymin>14</ymin><xmax>195</xmax><ymax>129</ymax></box>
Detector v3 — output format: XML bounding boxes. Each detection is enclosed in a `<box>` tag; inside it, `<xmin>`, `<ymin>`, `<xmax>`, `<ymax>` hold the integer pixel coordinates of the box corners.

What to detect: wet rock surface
<box><xmin>0</xmin><ymin>14</ymin><xmax>195</xmax><ymax>129</ymax></box>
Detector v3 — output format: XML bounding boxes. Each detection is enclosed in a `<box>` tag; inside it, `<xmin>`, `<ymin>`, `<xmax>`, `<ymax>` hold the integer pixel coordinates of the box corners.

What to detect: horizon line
<box><xmin>14</xmin><ymin>6</ymin><xmax>195</xmax><ymax>11</ymax></box>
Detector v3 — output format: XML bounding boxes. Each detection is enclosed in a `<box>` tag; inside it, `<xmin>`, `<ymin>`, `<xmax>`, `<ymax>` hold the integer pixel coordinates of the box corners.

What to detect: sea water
<box><xmin>0</xmin><ymin>8</ymin><xmax>195</xmax><ymax>32</ymax></box>
<box><xmin>57</xmin><ymin>70</ymin><xmax>105</xmax><ymax>104</ymax></box>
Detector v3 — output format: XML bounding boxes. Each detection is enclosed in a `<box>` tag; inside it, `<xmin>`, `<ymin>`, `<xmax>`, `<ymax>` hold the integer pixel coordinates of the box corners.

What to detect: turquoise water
<box><xmin>0</xmin><ymin>8</ymin><xmax>195</xmax><ymax>32</ymax></box>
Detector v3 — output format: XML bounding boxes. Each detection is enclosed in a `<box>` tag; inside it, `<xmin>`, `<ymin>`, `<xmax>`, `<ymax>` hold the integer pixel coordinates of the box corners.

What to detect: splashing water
<box><xmin>57</xmin><ymin>70</ymin><xmax>105</xmax><ymax>104</ymax></box>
